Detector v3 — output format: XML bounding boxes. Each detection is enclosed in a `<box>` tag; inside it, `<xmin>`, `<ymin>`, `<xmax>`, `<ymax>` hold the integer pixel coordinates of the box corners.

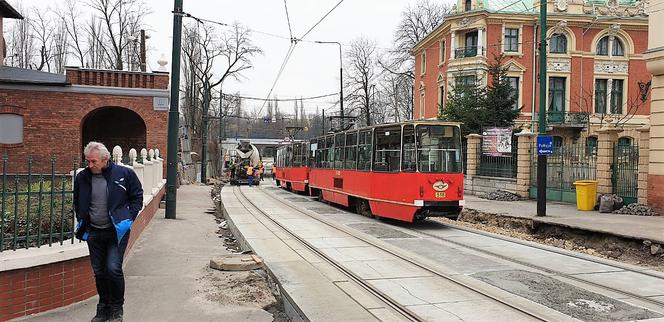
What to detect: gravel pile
<box><xmin>612</xmin><ymin>203</ymin><xmax>660</xmax><ymax>216</ymax></box>
<box><xmin>480</xmin><ymin>190</ymin><xmax>521</xmax><ymax>201</ymax></box>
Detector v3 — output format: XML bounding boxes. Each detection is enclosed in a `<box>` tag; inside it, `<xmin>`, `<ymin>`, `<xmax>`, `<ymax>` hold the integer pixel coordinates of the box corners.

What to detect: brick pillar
<box><xmin>596</xmin><ymin>126</ymin><xmax>621</xmax><ymax>195</ymax></box>
<box><xmin>637</xmin><ymin>126</ymin><xmax>650</xmax><ymax>205</ymax></box>
<box><xmin>515</xmin><ymin>130</ymin><xmax>536</xmax><ymax>198</ymax></box>
<box><xmin>465</xmin><ymin>134</ymin><xmax>481</xmax><ymax>177</ymax></box>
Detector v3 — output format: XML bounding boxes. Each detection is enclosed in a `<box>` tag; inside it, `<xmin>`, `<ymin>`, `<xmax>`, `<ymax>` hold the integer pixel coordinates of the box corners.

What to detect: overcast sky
<box><xmin>9</xmin><ymin>0</ymin><xmax>455</xmax><ymax>114</ymax></box>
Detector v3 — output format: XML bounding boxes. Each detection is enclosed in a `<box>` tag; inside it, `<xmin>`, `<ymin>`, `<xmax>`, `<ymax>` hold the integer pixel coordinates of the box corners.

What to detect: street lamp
<box><xmin>314</xmin><ymin>41</ymin><xmax>344</xmax><ymax>120</ymax></box>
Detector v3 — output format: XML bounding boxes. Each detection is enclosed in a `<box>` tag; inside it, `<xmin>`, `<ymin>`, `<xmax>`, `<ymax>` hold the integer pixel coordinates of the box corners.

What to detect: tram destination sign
<box><xmin>537</xmin><ymin>135</ymin><xmax>554</xmax><ymax>155</ymax></box>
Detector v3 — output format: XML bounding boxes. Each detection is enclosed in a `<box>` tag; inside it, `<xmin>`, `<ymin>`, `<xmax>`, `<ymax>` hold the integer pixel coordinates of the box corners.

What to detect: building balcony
<box><xmin>534</xmin><ymin>111</ymin><xmax>590</xmax><ymax>128</ymax></box>
<box><xmin>454</xmin><ymin>46</ymin><xmax>483</xmax><ymax>59</ymax></box>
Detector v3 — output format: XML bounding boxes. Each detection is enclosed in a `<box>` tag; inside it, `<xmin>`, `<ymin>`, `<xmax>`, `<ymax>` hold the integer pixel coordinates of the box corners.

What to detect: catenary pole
<box><xmin>165</xmin><ymin>0</ymin><xmax>183</xmax><ymax>219</ymax></box>
<box><xmin>537</xmin><ymin>0</ymin><xmax>548</xmax><ymax>217</ymax></box>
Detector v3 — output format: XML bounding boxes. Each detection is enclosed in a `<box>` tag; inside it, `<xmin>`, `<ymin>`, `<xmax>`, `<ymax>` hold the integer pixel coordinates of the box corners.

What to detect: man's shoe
<box><xmin>91</xmin><ymin>304</ymin><xmax>109</xmax><ymax>322</ymax></box>
<box><xmin>108</xmin><ymin>307</ymin><xmax>123</xmax><ymax>322</ymax></box>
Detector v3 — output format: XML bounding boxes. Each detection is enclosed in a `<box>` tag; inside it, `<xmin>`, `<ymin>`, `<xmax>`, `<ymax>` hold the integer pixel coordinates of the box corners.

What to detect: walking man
<box><xmin>74</xmin><ymin>142</ymin><xmax>143</xmax><ymax>322</ymax></box>
<box><xmin>246</xmin><ymin>165</ymin><xmax>255</xmax><ymax>187</ymax></box>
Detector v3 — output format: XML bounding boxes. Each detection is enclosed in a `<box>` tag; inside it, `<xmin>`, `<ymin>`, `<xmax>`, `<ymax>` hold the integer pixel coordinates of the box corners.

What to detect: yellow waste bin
<box><xmin>573</xmin><ymin>180</ymin><xmax>598</xmax><ymax>211</ymax></box>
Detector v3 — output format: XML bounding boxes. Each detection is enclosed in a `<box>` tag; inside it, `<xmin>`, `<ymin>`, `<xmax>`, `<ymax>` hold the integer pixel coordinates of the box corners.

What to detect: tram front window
<box><xmin>417</xmin><ymin>125</ymin><xmax>462</xmax><ymax>173</ymax></box>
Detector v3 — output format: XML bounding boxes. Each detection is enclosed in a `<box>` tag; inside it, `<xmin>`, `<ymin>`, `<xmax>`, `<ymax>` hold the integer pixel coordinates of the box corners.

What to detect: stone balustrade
<box><xmin>108</xmin><ymin>145</ymin><xmax>166</xmax><ymax>207</ymax></box>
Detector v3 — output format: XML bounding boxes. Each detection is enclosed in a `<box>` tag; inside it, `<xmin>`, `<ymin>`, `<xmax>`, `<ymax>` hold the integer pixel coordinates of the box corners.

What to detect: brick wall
<box><xmin>464</xmin><ymin>175</ymin><xmax>518</xmax><ymax>196</ymax></box>
<box><xmin>0</xmin><ymin>185</ymin><xmax>165</xmax><ymax>321</ymax></box>
<box><xmin>0</xmin><ymin>88</ymin><xmax>168</xmax><ymax>173</ymax></box>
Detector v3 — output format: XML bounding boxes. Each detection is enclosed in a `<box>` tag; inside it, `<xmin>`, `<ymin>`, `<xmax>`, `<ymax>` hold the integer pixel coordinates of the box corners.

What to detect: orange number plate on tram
<box><xmin>435</xmin><ymin>192</ymin><xmax>446</xmax><ymax>198</ymax></box>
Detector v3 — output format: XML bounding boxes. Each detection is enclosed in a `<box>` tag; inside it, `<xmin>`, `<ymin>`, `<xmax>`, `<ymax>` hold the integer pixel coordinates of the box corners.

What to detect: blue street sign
<box><xmin>537</xmin><ymin>135</ymin><xmax>553</xmax><ymax>155</ymax></box>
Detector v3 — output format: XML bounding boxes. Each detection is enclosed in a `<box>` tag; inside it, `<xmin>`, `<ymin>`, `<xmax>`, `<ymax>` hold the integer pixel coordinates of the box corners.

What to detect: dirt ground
<box><xmin>432</xmin><ymin>208</ymin><xmax>664</xmax><ymax>272</ymax></box>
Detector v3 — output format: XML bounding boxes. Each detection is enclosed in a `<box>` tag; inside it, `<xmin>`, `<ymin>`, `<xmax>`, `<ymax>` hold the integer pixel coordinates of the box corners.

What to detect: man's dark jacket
<box><xmin>74</xmin><ymin>162</ymin><xmax>144</xmax><ymax>243</ymax></box>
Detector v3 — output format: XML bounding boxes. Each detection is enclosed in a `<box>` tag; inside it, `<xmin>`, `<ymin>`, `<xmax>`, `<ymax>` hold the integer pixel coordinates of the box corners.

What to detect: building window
<box><xmin>419</xmin><ymin>91</ymin><xmax>426</xmax><ymax>118</ymax></box>
<box><xmin>595</xmin><ymin>79</ymin><xmax>608</xmax><ymax>114</ymax></box>
<box><xmin>586</xmin><ymin>136</ymin><xmax>598</xmax><ymax>155</ymax></box>
<box><xmin>618</xmin><ymin>136</ymin><xmax>632</xmax><ymax>147</ymax></box>
<box><xmin>595</xmin><ymin>79</ymin><xmax>624</xmax><ymax>114</ymax></box>
<box><xmin>438</xmin><ymin>83</ymin><xmax>445</xmax><ymax>110</ymax></box>
<box><xmin>550</xmin><ymin>33</ymin><xmax>567</xmax><ymax>53</ymax></box>
<box><xmin>465</xmin><ymin>0</ymin><xmax>472</xmax><ymax>11</ymax></box>
<box><xmin>611</xmin><ymin>79</ymin><xmax>624</xmax><ymax>114</ymax></box>
<box><xmin>507</xmin><ymin>76</ymin><xmax>520</xmax><ymax>110</ymax></box>
<box><xmin>597</xmin><ymin>36</ymin><xmax>625</xmax><ymax>57</ymax></box>
<box><xmin>597</xmin><ymin>37</ymin><xmax>609</xmax><ymax>55</ymax></box>
<box><xmin>439</xmin><ymin>40</ymin><xmax>446</xmax><ymax>64</ymax></box>
<box><xmin>456</xmin><ymin>75</ymin><xmax>476</xmax><ymax>90</ymax></box>
<box><xmin>420</xmin><ymin>51</ymin><xmax>426</xmax><ymax>74</ymax></box>
<box><xmin>548</xmin><ymin>77</ymin><xmax>566</xmax><ymax>112</ymax></box>
<box><xmin>504</xmin><ymin>28</ymin><xmax>519</xmax><ymax>52</ymax></box>
<box><xmin>553</xmin><ymin>136</ymin><xmax>563</xmax><ymax>148</ymax></box>
<box><xmin>612</xmin><ymin>39</ymin><xmax>624</xmax><ymax>56</ymax></box>
<box><xmin>0</xmin><ymin>114</ymin><xmax>23</xmax><ymax>145</ymax></box>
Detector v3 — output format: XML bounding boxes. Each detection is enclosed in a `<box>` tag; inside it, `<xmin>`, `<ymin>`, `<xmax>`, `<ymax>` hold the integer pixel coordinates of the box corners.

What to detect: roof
<box><xmin>483</xmin><ymin>0</ymin><xmax>535</xmax><ymax>13</ymax></box>
<box><xmin>0</xmin><ymin>0</ymin><xmax>23</xmax><ymax>19</ymax></box>
<box><xmin>0</xmin><ymin>66</ymin><xmax>68</xmax><ymax>85</ymax></box>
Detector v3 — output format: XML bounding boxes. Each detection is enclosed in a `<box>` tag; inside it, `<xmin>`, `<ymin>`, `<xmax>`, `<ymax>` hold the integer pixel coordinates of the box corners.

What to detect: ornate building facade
<box><xmin>413</xmin><ymin>0</ymin><xmax>651</xmax><ymax>144</ymax></box>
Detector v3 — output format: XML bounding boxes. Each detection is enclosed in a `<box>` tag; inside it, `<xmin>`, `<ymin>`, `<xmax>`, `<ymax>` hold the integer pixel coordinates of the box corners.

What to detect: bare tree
<box><xmin>62</xmin><ymin>0</ymin><xmax>87</xmax><ymax>67</ymax></box>
<box><xmin>86</xmin><ymin>0</ymin><xmax>150</xmax><ymax>70</ymax></box>
<box><xmin>345</xmin><ymin>37</ymin><xmax>378</xmax><ymax>126</ymax></box>
<box><xmin>6</xmin><ymin>4</ymin><xmax>35</xmax><ymax>69</ymax></box>
<box><xmin>377</xmin><ymin>0</ymin><xmax>449</xmax><ymax>120</ymax></box>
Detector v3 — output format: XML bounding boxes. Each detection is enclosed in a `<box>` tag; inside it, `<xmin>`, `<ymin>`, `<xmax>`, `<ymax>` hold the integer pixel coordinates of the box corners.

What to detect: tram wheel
<box><xmin>355</xmin><ymin>199</ymin><xmax>373</xmax><ymax>218</ymax></box>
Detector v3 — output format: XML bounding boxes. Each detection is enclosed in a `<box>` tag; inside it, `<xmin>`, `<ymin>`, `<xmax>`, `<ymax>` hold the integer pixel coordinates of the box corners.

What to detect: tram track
<box><xmin>231</xmin><ymin>186</ymin><xmax>423</xmax><ymax>322</ymax></box>
<box><xmin>239</xmin><ymin>185</ymin><xmax>576</xmax><ymax>321</ymax></box>
<box><xmin>413</xmin><ymin>220</ymin><xmax>664</xmax><ymax>312</ymax></box>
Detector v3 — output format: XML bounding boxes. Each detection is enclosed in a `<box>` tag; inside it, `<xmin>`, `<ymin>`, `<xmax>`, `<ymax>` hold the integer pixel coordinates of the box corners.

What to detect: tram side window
<box><xmin>303</xmin><ymin>143</ymin><xmax>310</xmax><ymax>167</ymax></box>
<box><xmin>292</xmin><ymin>143</ymin><xmax>302</xmax><ymax>167</ymax></box>
<box><xmin>286</xmin><ymin>145</ymin><xmax>293</xmax><ymax>167</ymax></box>
<box><xmin>357</xmin><ymin>130</ymin><xmax>372</xmax><ymax>171</ymax></box>
<box><xmin>417</xmin><ymin>125</ymin><xmax>462</xmax><ymax>173</ymax></box>
<box><xmin>334</xmin><ymin>133</ymin><xmax>345</xmax><ymax>169</ymax></box>
<box><xmin>402</xmin><ymin>125</ymin><xmax>416</xmax><ymax>172</ymax></box>
<box><xmin>373</xmin><ymin>126</ymin><xmax>402</xmax><ymax>172</ymax></box>
<box><xmin>344</xmin><ymin>131</ymin><xmax>358</xmax><ymax>170</ymax></box>
<box><xmin>325</xmin><ymin>135</ymin><xmax>334</xmax><ymax>168</ymax></box>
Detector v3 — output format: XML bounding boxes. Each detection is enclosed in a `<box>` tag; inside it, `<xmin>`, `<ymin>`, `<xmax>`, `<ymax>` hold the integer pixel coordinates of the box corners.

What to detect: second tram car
<box><xmin>276</xmin><ymin>121</ymin><xmax>464</xmax><ymax>222</ymax></box>
<box><xmin>275</xmin><ymin>141</ymin><xmax>310</xmax><ymax>193</ymax></box>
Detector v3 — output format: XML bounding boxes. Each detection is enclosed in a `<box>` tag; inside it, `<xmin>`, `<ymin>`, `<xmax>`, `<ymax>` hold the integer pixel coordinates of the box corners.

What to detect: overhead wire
<box><xmin>283</xmin><ymin>0</ymin><xmax>295</xmax><ymax>41</ymax></box>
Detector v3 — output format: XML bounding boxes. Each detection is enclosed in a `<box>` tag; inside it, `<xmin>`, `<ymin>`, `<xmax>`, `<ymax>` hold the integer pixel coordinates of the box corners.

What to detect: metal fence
<box><xmin>478</xmin><ymin>136</ymin><xmax>518</xmax><ymax>178</ymax></box>
<box><xmin>613</xmin><ymin>143</ymin><xmax>639</xmax><ymax>204</ymax></box>
<box><xmin>462</xmin><ymin>140</ymin><xmax>468</xmax><ymax>175</ymax></box>
<box><xmin>1</xmin><ymin>155</ymin><xmax>78</xmax><ymax>252</ymax></box>
<box><xmin>530</xmin><ymin>143</ymin><xmax>597</xmax><ymax>202</ymax></box>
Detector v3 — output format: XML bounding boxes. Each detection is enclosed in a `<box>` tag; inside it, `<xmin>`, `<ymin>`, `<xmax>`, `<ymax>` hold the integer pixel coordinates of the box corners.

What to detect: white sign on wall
<box><xmin>153</xmin><ymin>97</ymin><xmax>169</xmax><ymax>111</ymax></box>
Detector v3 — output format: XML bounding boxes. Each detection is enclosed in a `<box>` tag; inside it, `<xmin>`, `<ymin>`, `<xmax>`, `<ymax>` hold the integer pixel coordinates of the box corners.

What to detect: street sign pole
<box><xmin>537</xmin><ymin>0</ymin><xmax>548</xmax><ymax>217</ymax></box>
<box><xmin>165</xmin><ymin>0</ymin><xmax>184</xmax><ymax>219</ymax></box>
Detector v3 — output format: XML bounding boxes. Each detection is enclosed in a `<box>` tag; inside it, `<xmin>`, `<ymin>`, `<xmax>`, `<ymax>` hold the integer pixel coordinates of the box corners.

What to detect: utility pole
<box><xmin>165</xmin><ymin>0</ymin><xmax>183</xmax><ymax>220</ymax></box>
<box><xmin>314</xmin><ymin>41</ymin><xmax>343</xmax><ymax>123</ymax></box>
<box><xmin>218</xmin><ymin>87</ymin><xmax>224</xmax><ymax>176</ymax></box>
<box><xmin>322</xmin><ymin>109</ymin><xmax>326</xmax><ymax>136</ymax></box>
<box><xmin>200</xmin><ymin>80</ymin><xmax>210</xmax><ymax>182</ymax></box>
<box><xmin>537</xmin><ymin>0</ymin><xmax>548</xmax><ymax>217</ymax></box>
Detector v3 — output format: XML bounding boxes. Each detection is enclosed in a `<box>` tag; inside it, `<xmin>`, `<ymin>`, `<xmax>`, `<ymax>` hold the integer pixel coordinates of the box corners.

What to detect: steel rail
<box><xmin>245</xmin><ymin>186</ymin><xmax>556</xmax><ymax>321</ymax></box>
<box><xmin>231</xmin><ymin>186</ymin><xmax>422</xmax><ymax>322</ymax></box>
<box><xmin>414</xmin><ymin>220</ymin><xmax>664</xmax><ymax>312</ymax></box>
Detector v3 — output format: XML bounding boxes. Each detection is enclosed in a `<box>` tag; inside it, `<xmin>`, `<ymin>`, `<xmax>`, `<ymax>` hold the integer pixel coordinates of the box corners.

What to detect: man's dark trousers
<box><xmin>87</xmin><ymin>227</ymin><xmax>130</xmax><ymax>311</ymax></box>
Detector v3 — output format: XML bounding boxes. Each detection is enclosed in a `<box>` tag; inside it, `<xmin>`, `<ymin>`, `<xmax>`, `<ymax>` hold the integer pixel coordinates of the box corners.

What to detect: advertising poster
<box><xmin>482</xmin><ymin>127</ymin><xmax>512</xmax><ymax>157</ymax></box>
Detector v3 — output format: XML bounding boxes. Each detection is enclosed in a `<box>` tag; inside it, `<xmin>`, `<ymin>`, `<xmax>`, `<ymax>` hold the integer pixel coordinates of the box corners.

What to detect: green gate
<box><xmin>612</xmin><ymin>143</ymin><xmax>639</xmax><ymax>204</ymax></box>
<box><xmin>530</xmin><ymin>143</ymin><xmax>597</xmax><ymax>203</ymax></box>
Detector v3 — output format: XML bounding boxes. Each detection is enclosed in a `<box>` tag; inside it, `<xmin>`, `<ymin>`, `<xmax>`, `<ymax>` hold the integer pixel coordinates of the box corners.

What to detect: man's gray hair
<box><xmin>84</xmin><ymin>141</ymin><xmax>111</xmax><ymax>160</ymax></box>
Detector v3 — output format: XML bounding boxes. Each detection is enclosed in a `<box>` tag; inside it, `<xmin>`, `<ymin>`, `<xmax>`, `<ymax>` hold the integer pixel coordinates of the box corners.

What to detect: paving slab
<box><xmin>369</xmin><ymin>276</ymin><xmax>484</xmax><ymax>305</ymax></box>
<box><xmin>343</xmin><ymin>259</ymin><xmax>433</xmax><ymax>280</ymax></box>
<box><xmin>572</xmin><ymin>271</ymin><xmax>664</xmax><ymax>297</ymax></box>
<box><xmin>408</xmin><ymin>299</ymin><xmax>534</xmax><ymax>322</ymax></box>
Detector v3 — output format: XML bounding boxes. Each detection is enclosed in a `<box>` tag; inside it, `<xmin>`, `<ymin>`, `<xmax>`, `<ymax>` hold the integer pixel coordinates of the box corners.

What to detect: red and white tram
<box><xmin>274</xmin><ymin>141</ymin><xmax>310</xmax><ymax>193</ymax></box>
<box><xmin>276</xmin><ymin>121</ymin><xmax>465</xmax><ymax>222</ymax></box>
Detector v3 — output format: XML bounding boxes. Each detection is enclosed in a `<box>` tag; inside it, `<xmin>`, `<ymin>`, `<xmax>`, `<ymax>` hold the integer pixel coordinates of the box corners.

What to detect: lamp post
<box><xmin>314</xmin><ymin>41</ymin><xmax>344</xmax><ymax>121</ymax></box>
<box><xmin>165</xmin><ymin>0</ymin><xmax>183</xmax><ymax>219</ymax></box>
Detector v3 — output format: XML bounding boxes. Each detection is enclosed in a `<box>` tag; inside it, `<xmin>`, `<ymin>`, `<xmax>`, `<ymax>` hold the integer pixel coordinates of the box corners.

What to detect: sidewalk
<box><xmin>465</xmin><ymin>195</ymin><xmax>664</xmax><ymax>244</ymax></box>
<box><xmin>19</xmin><ymin>185</ymin><xmax>273</xmax><ymax>322</ymax></box>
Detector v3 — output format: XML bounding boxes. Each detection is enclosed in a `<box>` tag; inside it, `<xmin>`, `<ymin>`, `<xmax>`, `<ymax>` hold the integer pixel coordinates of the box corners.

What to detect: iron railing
<box><xmin>612</xmin><ymin>143</ymin><xmax>639</xmax><ymax>204</ymax></box>
<box><xmin>530</xmin><ymin>143</ymin><xmax>597</xmax><ymax>202</ymax></box>
<box><xmin>1</xmin><ymin>155</ymin><xmax>78</xmax><ymax>252</ymax></box>
<box><xmin>478</xmin><ymin>136</ymin><xmax>518</xmax><ymax>178</ymax></box>
<box><xmin>534</xmin><ymin>111</ymin><xmax>590</xmax><ymax>127</ymax></box>
<box><xmin>454</xmin><ymin>46</ymin><xmax>483</xmax><ymax>58</ymax></box>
